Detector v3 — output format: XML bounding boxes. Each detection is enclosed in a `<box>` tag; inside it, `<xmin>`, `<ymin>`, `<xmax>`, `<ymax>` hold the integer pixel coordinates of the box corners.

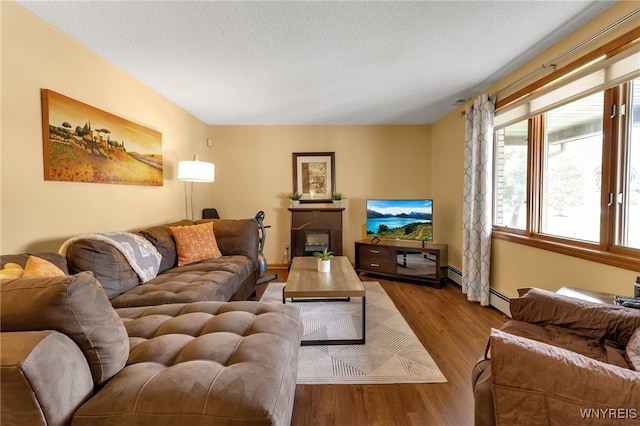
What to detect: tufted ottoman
<box><xmin>73</xmin><ymin>300</ymin><xmax>303</xmax><ymax>426</ymax></box>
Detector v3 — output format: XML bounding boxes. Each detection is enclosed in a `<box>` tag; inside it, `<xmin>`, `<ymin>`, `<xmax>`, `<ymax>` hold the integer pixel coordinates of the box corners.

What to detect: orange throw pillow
<box><xmin>170</xmin><ymin>222</ymin><xmax>222</xmax><ymax>266</ymax></box>
<box><xmin>22</xmin><ymin>255</ymin><xmax>66</xmax><ymax>277</ymax></box>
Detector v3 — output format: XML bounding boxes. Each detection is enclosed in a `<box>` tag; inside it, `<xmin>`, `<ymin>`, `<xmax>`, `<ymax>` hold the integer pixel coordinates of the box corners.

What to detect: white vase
<box><xmin>332</xmin><ymin>200</ymin><xmax>342</xmax><ymax>208</ymax></box>
<box><xmin>317</xmin><ymin>259</ymin><xmax>330</xmax><ymax>272</ymax></box>
<box><xmin>291</xmin><ymin>200</ymin><xmax>300</xmax><ymax>208</ymax></box>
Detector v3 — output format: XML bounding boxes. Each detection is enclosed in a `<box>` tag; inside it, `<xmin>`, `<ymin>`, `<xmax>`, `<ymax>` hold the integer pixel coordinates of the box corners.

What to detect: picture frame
<box><xmin>41</xmin><ymin>89</ymin><xmax>163</xmax><ymax>186</ymax></box>
<box><xmin>292</xmin><ymin>152</ymin><xmax>335</xmax><ymax>203</ymax></box>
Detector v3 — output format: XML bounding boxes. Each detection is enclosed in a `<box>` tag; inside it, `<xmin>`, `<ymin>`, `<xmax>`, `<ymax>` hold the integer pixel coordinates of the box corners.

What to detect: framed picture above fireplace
<box><xmin>292</xmin><ymin>152</ymin><xmax>335</xmax><ymax>203</ymax></box>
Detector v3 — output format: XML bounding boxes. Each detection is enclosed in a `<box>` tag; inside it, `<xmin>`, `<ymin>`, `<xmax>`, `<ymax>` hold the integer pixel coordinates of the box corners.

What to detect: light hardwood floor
<box><xmin>255</xmin><ymin>267</ymin><xmax>508</xmax><ymax>426</ymax></box>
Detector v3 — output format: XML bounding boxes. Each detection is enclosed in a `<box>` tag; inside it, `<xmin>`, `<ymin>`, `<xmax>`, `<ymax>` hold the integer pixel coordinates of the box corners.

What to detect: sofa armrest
<box><xmin>64</xmin><ymin>239</ymin><xmax>140</xmax><ymax>298</ymax></box>
<box><xmin>490</xmin><ymin>329</ymin><xmax>640</xmax><ymax>425</ymax></box>
<box><xmin>511</xmin><ymin>287</ymin><xmax>640</xmax><ymax>345</ymax></box>
<box><xmin>1</xmin><ymin>331</ymin><xmax>94</xmax><ymax>426</ymax></box>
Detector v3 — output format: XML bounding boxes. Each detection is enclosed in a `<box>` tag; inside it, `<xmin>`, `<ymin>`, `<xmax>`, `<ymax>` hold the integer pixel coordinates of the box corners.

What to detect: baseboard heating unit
<box><xmin>447</xmin><ymin>266</ymin><xmax>511</xmax><ymax>316</ymax></box>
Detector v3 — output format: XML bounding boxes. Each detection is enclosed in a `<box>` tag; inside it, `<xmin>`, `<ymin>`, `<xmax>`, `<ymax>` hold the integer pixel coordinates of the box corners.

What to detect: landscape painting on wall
<box><xmin>41</xmin><ymin>89</ymin><xmax>163</xmax><ymax>186</ymax></box>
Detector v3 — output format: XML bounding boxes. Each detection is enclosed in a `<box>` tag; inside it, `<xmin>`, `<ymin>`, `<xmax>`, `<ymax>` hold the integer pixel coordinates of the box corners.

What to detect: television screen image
<box><xmin>366</xmin><ymin>199</ymin><xmax>433</xmax><ymax>241</ymax></box>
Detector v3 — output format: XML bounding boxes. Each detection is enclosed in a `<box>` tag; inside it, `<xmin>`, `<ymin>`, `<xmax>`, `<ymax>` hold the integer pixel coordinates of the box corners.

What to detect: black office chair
<box><xmin>202</xmin><ymin>208</ymin><xmax>220</xmax><ymax>219</ymax></box>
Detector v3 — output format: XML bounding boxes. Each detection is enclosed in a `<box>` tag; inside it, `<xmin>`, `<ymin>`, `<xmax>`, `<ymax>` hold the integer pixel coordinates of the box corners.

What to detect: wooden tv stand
<box><xmin>355</xmin><ymin>239</ymin><xmax>448</xmax><ymax>287</ymax></box>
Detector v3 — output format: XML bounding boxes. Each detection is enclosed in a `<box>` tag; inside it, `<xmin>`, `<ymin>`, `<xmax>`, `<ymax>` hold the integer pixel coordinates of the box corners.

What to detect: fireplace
<box><xmin>303</xmin><ymin>230</ymin><xmax>330</xmax><ymax>255</ymax></box>
<box><xmin>289</xmin><ymin>207</ymin><xmax>344</xmax><ymax>261</ymax></box>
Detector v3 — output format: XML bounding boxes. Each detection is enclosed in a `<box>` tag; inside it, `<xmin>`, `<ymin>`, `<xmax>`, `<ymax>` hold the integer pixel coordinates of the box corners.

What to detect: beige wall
<box><xmin>430</xmin><ymin>106</ymin><xmax>466</xmax><ymax>270</ymax></box>
<box><xmin>1</xmin><ymin>1</ymin><xmax>213</xmax><ymax>253</ymax></box>
<box><xmin>206</xmin><ymin>125</ymin><xmax>431</xmax><ymax>264</ymax></box>
<box><xmin>1</xmin><ymin>3</ymin><xmax>432</xmax><ymax>262</ymax></box>
<box><xmin>431</xmin><ymin>1</ymin><xmax>640</xmax><ymax>298</ymax></box>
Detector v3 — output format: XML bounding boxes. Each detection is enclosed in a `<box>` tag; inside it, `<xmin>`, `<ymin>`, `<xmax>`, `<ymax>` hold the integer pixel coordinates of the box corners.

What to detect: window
<box><xmin>494</xmin><ymin>120</ymin><xmax>528</xmax><ymax>230</ymax></box>
<box><xmin>493</xmin><ymin>61</ymin><xmax>640</xmax><ymax>270</ymax></box>
<box><xmin>541</xmin><ymin>92</ymin><xmax>604</xmax><ymax>242</ymax></box>
<box><xmin>615</xmin><ymin>78</ymin><xmax>640</xmax><ymax>249</ymax></box>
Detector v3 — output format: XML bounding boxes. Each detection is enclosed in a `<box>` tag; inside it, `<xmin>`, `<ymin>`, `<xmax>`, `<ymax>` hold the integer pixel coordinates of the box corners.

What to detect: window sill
<box><xmin>492</xmin><ymin>230</ymin><xmax>640</xmax><ymax>272</ymax></box>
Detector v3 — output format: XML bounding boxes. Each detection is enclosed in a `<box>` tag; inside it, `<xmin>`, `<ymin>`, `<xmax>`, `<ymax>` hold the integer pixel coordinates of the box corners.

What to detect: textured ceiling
<box><xmin>18</xmin><ymin>1</ymin><xmax>614</xmax><ymax>125</ymax></box>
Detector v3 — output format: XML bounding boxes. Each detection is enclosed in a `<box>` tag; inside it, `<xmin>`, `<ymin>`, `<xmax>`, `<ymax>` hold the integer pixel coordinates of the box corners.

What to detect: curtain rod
<box><xmin>490</xmin><ymin>8</ymin><xmax>640</xmax><ymax>99</ymax></box>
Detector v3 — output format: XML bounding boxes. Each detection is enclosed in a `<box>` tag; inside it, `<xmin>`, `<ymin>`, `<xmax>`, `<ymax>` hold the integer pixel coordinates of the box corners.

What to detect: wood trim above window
<box><xmin>492</xmin><ymin>229</ymin><xmax>640</xmax><ymax>272</ymax></box>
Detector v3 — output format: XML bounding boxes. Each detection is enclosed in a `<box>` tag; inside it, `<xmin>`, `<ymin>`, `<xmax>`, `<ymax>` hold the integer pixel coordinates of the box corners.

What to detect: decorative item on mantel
<box><xmin>288</xmin><ymin>192</ymin><xmax>302</xmax><ymax>208</ymax></box>
<box><xmin>331</xmin><ymin>192</ymin><xmax>346</xmax><ymax>208</ymax></box>
<box><xmin>314</xmin><ymin>248</ymin><xmax>333</xmax><ymax>272</ymax></box>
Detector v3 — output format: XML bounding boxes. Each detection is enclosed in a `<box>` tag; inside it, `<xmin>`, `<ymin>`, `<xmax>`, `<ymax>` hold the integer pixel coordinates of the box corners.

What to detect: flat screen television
<box><xmin>366</xmin><ymin>199</ymin><xmax>433</xmax><ymax>242</ymax></box>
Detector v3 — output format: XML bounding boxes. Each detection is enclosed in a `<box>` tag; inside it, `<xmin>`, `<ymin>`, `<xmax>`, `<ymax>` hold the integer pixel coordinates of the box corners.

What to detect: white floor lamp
<box><xmin>178</xmin><ymin>154</ymin><xmax>215</xmax><ymax>221</ymax></box>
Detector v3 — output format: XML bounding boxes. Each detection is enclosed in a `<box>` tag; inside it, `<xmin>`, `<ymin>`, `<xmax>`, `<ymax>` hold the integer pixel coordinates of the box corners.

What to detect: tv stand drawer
<box><xmin>356</xmin><ymin>244</ymin><xmax>396</xmax><ymax>274</ymax></box>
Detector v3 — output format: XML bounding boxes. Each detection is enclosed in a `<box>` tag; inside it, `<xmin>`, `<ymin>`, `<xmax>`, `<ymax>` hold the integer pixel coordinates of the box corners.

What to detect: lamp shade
<box><xmin>178</xmin><ymin>160</ymin><xmax>215</xmax><ymax>182</ymax></box>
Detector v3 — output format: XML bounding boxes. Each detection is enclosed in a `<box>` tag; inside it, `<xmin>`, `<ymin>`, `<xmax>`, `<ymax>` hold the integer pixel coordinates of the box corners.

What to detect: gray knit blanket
<box><xmin>59</xmin><ymin>232</ymin><xmax>162</xmax><ymax>283</ymax></box>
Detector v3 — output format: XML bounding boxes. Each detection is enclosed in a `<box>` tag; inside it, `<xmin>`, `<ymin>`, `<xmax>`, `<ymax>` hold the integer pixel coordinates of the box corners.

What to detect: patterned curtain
<box><xmin>462</xmin><ymin>94</ymin><xmax>495</xmax><ymax>306</ymax></box>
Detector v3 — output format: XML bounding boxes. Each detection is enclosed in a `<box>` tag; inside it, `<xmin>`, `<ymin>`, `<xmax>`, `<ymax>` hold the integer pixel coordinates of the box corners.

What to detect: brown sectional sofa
<box><xmin>1</xmin><ymin>219</ymin><xmax>303</xmax><ymax>426</ymax></box>
<box><xmin>472</xmin><ymin>287</ymin><xmax>640</xmax><ymax>426</ymax></box>
<box><xmin>64</xmin><ymin>218</ymin><xmax>260</xmax><ymax>307</ymax></box>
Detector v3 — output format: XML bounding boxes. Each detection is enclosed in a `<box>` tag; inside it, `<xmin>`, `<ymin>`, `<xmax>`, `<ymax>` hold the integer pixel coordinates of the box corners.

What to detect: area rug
<box><xmin>260</xmin><ymin>282</ymin><xmax>447</xmax><ymax>384</ymax></box>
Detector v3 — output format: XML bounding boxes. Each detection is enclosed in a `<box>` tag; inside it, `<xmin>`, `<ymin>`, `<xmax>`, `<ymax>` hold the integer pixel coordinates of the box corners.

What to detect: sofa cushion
<box><xmin>109</xmin><ymin>255</ymin><xmax>254</xmax><ymax>308</ymax></box>
<box><xmin>500</xmin><ymin>319</ymin><xmax>629</xmax><ymax>367</ymax></box>
<box><xmin>0</xmin><ymin>272</ymin><xmax>129</xmax><ymax>385</ymax></box>
<box><xmin>196</xmin><ymin>219</ymin><xmax>259</xmax><ymax>261</ymax></box>
<box><xmin>73</xmin><ymin>301</ymin><xmax>303</xmax><ymax>426</ymax></box>
<box><xmin>170</xmin><ymin>222</ymin><xmax>222</xmax><ymax>266</ymax></box>
<box><xmin>137</xmin><ymin>219</ymin><xmax>193</xmax><ymax>273</ymax></box>
<box><xmin>511</xmin><ymin>287</ymin><xmax>640</xmax><ymax>345</ymax></box>
<box><xmin>22</xmin><ymin>255</ymin><xmax>65</xmax><ymax>278</ymax></box>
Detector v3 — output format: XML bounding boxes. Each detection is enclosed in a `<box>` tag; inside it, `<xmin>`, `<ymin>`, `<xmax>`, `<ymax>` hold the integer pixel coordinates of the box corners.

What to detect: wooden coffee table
<box><xmin>284</xmin><ymin>256</ymin><xmax>366</xmax><ymax>345</ymax></box>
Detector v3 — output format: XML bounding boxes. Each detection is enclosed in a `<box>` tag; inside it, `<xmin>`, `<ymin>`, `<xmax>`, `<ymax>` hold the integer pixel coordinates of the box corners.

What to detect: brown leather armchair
<box><xmin>473</xmin><ymin>287</ymin><xmax>640</xmax><ymax>426</ymax></box>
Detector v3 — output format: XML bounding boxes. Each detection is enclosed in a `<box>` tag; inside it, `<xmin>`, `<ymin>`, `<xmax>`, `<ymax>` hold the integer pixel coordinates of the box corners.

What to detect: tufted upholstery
<box><xmin>73</xmin><ymin>301</ymin><xmax>303</xmax><ymax>426</ymax></box>
<box><xmin>109</xmin><ymin>255</ymin><xmax>255</xmax><ymax>308</ymax></box>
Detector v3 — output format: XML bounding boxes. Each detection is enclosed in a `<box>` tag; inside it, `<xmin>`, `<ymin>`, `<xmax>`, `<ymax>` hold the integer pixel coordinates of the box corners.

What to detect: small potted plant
<box><xmin>314</xmin><ymin>248</ymin><xmax>333</xmax><ymax>272</ymax></box>
<box><xmin>288</xmin><ymin>192</ymin><xmax>302</xmax><ymax>207</ymax></box>
<box><xmin>331</xmin><ymin>192</ymin><xmax>346</xmax><ymax>208</ymax></box>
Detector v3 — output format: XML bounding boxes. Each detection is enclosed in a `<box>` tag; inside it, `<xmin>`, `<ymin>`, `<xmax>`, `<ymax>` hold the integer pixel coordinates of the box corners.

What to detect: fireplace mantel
<box><xmin>289</xmin><ymin>207</ymin><xmax>344</xmax><ymax>260</ymax></box>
